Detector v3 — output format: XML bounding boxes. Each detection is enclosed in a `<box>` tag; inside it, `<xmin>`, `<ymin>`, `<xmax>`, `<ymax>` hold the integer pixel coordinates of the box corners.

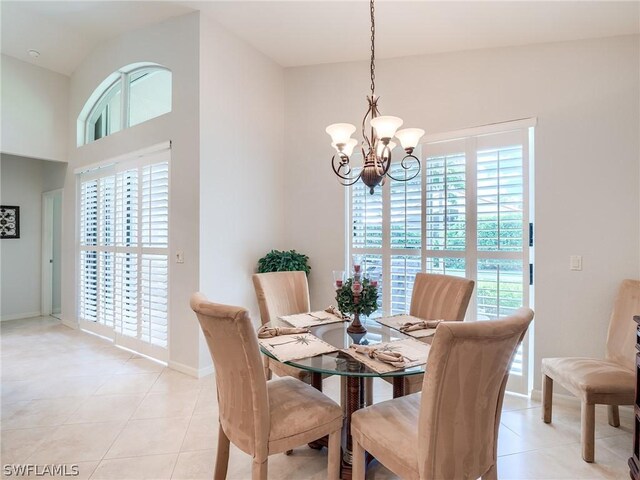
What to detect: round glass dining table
<box><xmin>259</xmin><ymin>315</ymin><xmax>432</xmax><ymax>480</ymax></box>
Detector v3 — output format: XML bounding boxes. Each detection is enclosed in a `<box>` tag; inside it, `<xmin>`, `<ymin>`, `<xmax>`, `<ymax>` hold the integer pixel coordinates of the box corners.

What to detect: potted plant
<box><xmin>257</xmin><ymin>249</ymin><xmax>311</xmax><ymax>276</ymax></box>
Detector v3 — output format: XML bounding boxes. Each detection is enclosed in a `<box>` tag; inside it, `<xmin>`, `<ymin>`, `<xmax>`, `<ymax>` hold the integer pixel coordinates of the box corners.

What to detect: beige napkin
<box><xmin>325</xmin><ymin>305</ymin><xmax>350</xmax><ymax>321</ymax></box>
<box><xmin>349</xmin><ymin>345</ymin><xmax>405</xmax><ymax>368</ymax></box>
<box><xmin>400</xmin><ymin>319</ymin><xmax>444</xmax><ymax>333</ymax></box>
<box><xmin>257</xmin><ymin>325</ymin><xmax>310</xmax><ymax>339</ymax></box>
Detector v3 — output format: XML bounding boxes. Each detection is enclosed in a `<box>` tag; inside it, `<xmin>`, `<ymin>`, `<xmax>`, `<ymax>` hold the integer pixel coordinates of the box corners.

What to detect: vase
<box><xmin>347</xmin><ymin>312</ymin><xmax>367</xmax><ymax>334</ymax></box>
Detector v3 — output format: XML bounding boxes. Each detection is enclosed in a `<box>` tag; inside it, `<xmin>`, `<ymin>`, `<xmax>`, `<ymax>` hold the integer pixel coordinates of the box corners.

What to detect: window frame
<box><xmin>81</xmin><ymin>65</ymin><xmax>172</xmax><ymax>146</ymax></box>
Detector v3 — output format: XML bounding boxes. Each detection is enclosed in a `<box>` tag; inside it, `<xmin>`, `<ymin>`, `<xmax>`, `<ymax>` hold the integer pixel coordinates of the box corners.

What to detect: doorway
<box><xmin>42</xmin><ymin>189</ymin><xmax>62</xmax><ymax>319</ymax></box>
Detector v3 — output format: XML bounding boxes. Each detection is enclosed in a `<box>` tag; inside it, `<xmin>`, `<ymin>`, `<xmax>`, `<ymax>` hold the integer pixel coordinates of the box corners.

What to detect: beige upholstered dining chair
<box><xmin>191</xmin><ymin>293</ymin><xmax>343</xmax><ymax>480</ymax></box>
<box><xmin>541</xmin><ymin>279</ymin><xmax>640</xmax><ymax>462</ymax></box>
<box><xmin>253</xmin><ymin>271</ymin><xmax>313</xmax><ymax>382</ymax></box>
<box><xmin>352</xmin><ymin>307</ymin><xmax>534</xmax><ymax>480</ymax></box>
<box><xmin>387</xmin><ymin>273</ymin><xmax>475</xmax><ymax>395</ymax></box>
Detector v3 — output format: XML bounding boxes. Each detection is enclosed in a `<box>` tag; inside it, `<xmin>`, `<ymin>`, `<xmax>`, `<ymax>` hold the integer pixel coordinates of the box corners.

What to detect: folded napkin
<box><xmin>324</xmin><ymin>305</ymin><xmax>350</xmax><ymax>321</ymax></box>
<box><xmin>349</xmin><ymin>345</ymin><xmax>405</xmax><ymax>368</ymax></box>
<box><xmin>257</xmin><ymin>325</ymin><xmax>310</xmax><ymax>339</ymax></box>
<box><xmin>399</xmin><ymin>319</ymin><xmax>444</xmax><ymax>333</ymax></box>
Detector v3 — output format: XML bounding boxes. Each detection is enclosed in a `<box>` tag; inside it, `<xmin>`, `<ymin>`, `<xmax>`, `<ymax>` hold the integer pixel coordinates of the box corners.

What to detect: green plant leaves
<box><xmin>257</xmin><ymin>249</ymin><xmax>311</xmax><ymax>276</ymax></box>
<box><xmin>335</xmin><ymin>277</ymin><xmax>379</xmax><ymax>317</ymax></box>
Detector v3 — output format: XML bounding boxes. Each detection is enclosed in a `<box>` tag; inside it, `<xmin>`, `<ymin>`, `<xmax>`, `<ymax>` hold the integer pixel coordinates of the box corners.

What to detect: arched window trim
<box><xmin>78</xmin><ymin>63</ymin><xmax>172</xmax><ymax>146</ymax></box>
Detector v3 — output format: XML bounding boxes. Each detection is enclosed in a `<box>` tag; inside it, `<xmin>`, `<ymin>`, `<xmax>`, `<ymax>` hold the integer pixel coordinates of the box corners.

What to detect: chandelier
<box><xmin>326</xmin><ymin>0</ymin><xmax>424</xmax><ymax>195</ymax></box>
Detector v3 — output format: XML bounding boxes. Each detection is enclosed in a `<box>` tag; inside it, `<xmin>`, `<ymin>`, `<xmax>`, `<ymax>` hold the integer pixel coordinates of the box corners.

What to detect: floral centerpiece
<box><xmin>334</xmin><ymin>261</ymin><xmax>379</xmax><ymax>334</ymax></box>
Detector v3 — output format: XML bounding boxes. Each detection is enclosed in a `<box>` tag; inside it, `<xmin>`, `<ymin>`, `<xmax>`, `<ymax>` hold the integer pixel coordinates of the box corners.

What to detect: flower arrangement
<box><xmin>334</xmin><ymin>259</ymin><xmax>379</xmax><ymax>333</ymax></box>
<box><xmin>335</xmin><ymin>277</ymin><xmax>379</xmax><ymax>317</ymax></box>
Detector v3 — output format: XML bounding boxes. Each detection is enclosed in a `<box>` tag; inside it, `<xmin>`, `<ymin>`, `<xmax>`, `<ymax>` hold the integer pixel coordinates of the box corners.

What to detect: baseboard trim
<box><xmin>61</xmin><ymin>318</ymin><xmax>79</xmax><ymax>329</ymax></box>
<box><xmin>531</xmin><ymin>388</ymin><xmax>580</xmax><ymax>407</ymax></box>
<box><xmin>168</xmin><ymin>360</ymin><xmax>214</xmax><ymax>379</ymax></box>
<box><xmin>0</xmin><ymin>311</ymin><xmax>42</xmax><ymax>322</ymax></box>
<box><xmin>531</xmin><ymin>388</ymin><xmax>634</xmax><ymax>414</ymax></box>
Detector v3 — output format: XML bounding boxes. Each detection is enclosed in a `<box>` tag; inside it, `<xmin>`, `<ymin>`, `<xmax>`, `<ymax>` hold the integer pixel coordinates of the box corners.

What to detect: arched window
<box><xmin>78</xmin><ymin>63</ymin><xmax>172</xmax><ymax>146</ymax></box>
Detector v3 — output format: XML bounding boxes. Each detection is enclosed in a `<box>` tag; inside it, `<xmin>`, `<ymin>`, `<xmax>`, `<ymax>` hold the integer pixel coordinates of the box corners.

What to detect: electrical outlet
<box><xmin>176</xmin><ymin>251</ymin><xmax>184</xmax><ymax>264</ymax></box>
<box><xmin>570</xmin><ymin>255</ymin><xmax>582</xmax><ymax>271</ymax></box>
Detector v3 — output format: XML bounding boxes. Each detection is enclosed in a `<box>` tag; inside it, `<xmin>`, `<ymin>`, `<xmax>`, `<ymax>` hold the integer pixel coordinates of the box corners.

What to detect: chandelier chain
<box><xmin>370</xmin><ymin>0</ymin><xmax>375</xmax><ymax>96</ymax></box>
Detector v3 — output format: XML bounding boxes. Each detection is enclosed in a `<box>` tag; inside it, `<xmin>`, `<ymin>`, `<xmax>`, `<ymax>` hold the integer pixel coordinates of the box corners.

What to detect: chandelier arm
<box><xmin>385</xmin><ymin>154</ymin><xmax>422</xmax><ymax>182</ymax></box>
<box><xmin>338</xmin><ymin>171</ymin><xmax>364</xmax><ymax>187</ymax></box>
<box><xmin>331</xmin><ymin>154</ymin><xmax>360</xmax><ymax>181</ymax></box>
<box><xmin>362</xmin><ymin>102</ymin><xmax>373</xmax><ymax>151</ymax></box>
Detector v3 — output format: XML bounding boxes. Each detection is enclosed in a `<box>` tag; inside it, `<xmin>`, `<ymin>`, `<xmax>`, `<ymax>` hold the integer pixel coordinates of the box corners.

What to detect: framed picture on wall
<box><xmin>0</xmin><ymin>206</ymin><xmax>20</xmax><ymax>239</ymax></box>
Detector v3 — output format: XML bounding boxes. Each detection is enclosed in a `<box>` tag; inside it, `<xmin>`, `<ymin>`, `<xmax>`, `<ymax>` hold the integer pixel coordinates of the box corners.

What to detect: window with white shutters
<box><xmin>348</xmin><ymin>120</ymin><xmax>534</xmax><ymax>393</ymax></box>
<box><xmin>78</xmin><ymin>146</ymin><xmax>170</xmax><ymax>361</ymax></box>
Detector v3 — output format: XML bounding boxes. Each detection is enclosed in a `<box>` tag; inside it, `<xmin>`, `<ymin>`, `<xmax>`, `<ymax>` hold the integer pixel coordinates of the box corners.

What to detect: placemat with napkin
<box><xmin>376</xmin><ymin>314</ymin><xmax>444</xmax><ymax>338</ymax></box>
<box><xmin>343</xmin><ymin>338</ymin><xmax>431</xmax><ymax>374</ymax></box>
<box><xmin>258</xmin><ymin>332</ymin><xmax>338</xmax><ymax>363</ymax></box>
<box><xmin>279</xmin><ymin>308</ymin><xmax>348</xmax><ymax>329</ymax></box>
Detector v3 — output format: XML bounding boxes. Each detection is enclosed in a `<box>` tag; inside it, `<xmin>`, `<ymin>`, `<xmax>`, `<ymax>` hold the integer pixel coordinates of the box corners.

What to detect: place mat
<box><xmin>376</xmin><ymin>314</ymin><xmax>439</xmax><ymax>338</ymax></box>
<box><xmin>342</xmin><ymin>338</ymin><xmax>431</xmax><ymax>374</ymax></box>
<box><xmin>279</xmin><ymin>311</ymin><xmax>347</xmax><ymax>329</ymax></box>
<box><xmin>259</xmin><ymin>332</ymin><xmax>338</xmax><ymax>363</ymax></box>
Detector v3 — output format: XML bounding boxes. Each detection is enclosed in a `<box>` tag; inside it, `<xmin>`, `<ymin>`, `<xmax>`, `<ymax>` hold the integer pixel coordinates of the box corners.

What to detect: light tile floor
<box><xmin>1</xmin><ymin>317</ymin><xmax>633</xmax><ymax>479</ymax></box>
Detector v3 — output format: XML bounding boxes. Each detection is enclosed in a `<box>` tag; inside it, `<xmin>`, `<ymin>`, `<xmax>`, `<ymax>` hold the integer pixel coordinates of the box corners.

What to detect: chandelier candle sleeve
<box><xmin>325</xmin><ymin>0</ymin><xmax>423</xmax><ymax>194</ymax></box>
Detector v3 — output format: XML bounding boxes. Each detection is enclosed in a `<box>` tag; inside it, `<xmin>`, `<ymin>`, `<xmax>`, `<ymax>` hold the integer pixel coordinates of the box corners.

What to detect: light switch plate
<box><xmin>570</xmin><ymin>255</ymin><xmax>582</xmax><ymax>271</ymax></box>
<box><xmin>176</xmin><ymin>251</ymin><xmax>184</xmax><ymax>264</ymax></box>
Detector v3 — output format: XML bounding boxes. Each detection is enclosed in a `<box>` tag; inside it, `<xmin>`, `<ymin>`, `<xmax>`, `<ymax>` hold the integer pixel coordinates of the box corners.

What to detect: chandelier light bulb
<box><xmin>370</xmin><ymin>116</ymin><xmax>403</xmax><ymax>140</ymax></box>
<box><xmin>376</xmin><ymin>140</ymin><xmax>396</xmax><ymax>157</ymax></box>
<box><xmin>395</xmin><ymin>128</ymin><xmax>425</xmax><ymax>152</ymax></box>
<box><xmin>326</xmin><ymin>123</ymin><xmax>356</xmax><ymax>146</ymax></box>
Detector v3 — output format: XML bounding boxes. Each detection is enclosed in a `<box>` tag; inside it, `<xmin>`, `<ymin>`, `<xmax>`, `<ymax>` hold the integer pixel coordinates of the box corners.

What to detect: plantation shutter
<box><xmin>78</xmin><ymin>145</ymin><xmax>170</xmax><ymax>361</ymax></box>
<box><xmin>348</xmin><ymin>120</ymin><xmax>533</xmax><ymax>393</ymax></box>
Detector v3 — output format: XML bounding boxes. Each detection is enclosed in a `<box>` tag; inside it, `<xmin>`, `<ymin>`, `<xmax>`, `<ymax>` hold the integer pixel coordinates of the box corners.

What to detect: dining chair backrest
<box><xmin>605</xmin><ymin>279</ymin><xmax>640</xmax><ymax>371</ymax></box>
<box><xmin>410</xmin><ymin>273</ymin><xmax>475</xmax><ymax>321</ymax></box>
<box><xmin>418</xmin><ymin>307</ymin><xmax>534</xmax><ymax>480</ymax></box>
<box><xmin>190</xmin><ymin>293</ymin><xmax>270</xmax><ymax>461</ymax></box>
<box><xmin>252</xmin><ymin>271</ymin><xmax>311</xmax><ymax>325</ymax></box>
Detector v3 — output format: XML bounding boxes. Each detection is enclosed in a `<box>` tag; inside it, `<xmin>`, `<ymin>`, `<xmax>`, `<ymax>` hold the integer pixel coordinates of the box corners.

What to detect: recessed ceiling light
<box><xmin>28</xmin><ymin>49</ymin><xmax>40</xmax><ymax>58</ymax></box>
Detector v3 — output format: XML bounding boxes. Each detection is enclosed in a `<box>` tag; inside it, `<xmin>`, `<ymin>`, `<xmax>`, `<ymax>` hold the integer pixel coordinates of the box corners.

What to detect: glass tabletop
<box><xmin>260</xmin><ymin>315</ymin><xmax>430</xmax><ymax>378</ymax></box>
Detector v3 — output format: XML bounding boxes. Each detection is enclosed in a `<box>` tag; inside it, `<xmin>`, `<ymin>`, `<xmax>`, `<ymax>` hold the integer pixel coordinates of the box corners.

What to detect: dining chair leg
<box><xmin>542</xmin><ymin>374</ymin><xmax>553</xmax><ymax>423</ymax></box>
<box><xmin>481</xmin><ymin>464</ymin><xmax>498</xmax><ymax>480</ymax></box>
<box><xmin>581</xmin><ymin>402</ymin><xmax>595</xmax><ymax>463</ymax></box>
<box><xmin>608</xmin><ymin>405</ymin><xmax>620</xmax><ymax>427</ymax></box>
<box><xmin>251</xmin><ymin>459</ymin><xmax>268</xmax><ymax>480</ymax></box>
<box><xmin>327</xmin><ymin>429</ymin><xmax>341</xmax><ymax>480</ymax></box>
<box><xmin>214</xmin><ymin>424</ymin><xmax>230</xmax><ymax>480</ymax></box>
<box><xmin>352</xmin><ymin>438</ymin><xmax>366</xmax><ymax>480</ymax></box>
<box><xmin>263</xmin><ymin>357</ymin><xmax>272</xmax><ymax>380</ymax></box>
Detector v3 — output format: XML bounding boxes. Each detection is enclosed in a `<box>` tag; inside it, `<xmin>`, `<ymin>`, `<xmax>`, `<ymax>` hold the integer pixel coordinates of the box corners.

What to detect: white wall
<box><xmin>64</xmin><ymin>12</ymin><xmax>202</xmax><ymax>374</ymax></box>
<box><xmin>1</xmin><ymin>55</ymin><xmax>69</xmax><ymax>162</ymax></box>
<box><xmin>198</xmin><ymin>15</ymin><xmax>285</xmax><ymax>365</ymax></box>
<box><xmin>0</xmin><ymin>154</ymin><xmax>66</xmax><ymax>320</ymax></box>
<box><xmin>283</xmin><ymin>35</ymin><xmax>640</xmax><ymax>392</ymax></box>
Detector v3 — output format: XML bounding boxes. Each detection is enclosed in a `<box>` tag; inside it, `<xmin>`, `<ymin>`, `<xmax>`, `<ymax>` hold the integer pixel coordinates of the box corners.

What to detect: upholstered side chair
<box><xmin>252</xmin><ymin>271</ymin><xmax>313</xmax><ymax>382</ymax></box>
<box><xmin>386</xmin><ymin>273</ymin><xmax>475</xmax><ymax>395</ymax></box>
<box><xmin>191</xmin><ymin>294</ymin><xmax>343</xmax><ymax>480</ymax></box>
<box><xmin>352</xmin><ymin>307</ymin><xmax>534</xmax><ymax>480</ymax></box>
<box><xmin>541</xmin><ymin>279</ymin><xmax>640</xmax><ymax>462</ymax></box>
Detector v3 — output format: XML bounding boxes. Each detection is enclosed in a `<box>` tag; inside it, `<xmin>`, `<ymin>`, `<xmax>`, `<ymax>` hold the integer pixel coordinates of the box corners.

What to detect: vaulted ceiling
<box><xmin>2</xmin><ymin>1</ymin><xmax>639</xmax><ymax>76</ymax></box>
